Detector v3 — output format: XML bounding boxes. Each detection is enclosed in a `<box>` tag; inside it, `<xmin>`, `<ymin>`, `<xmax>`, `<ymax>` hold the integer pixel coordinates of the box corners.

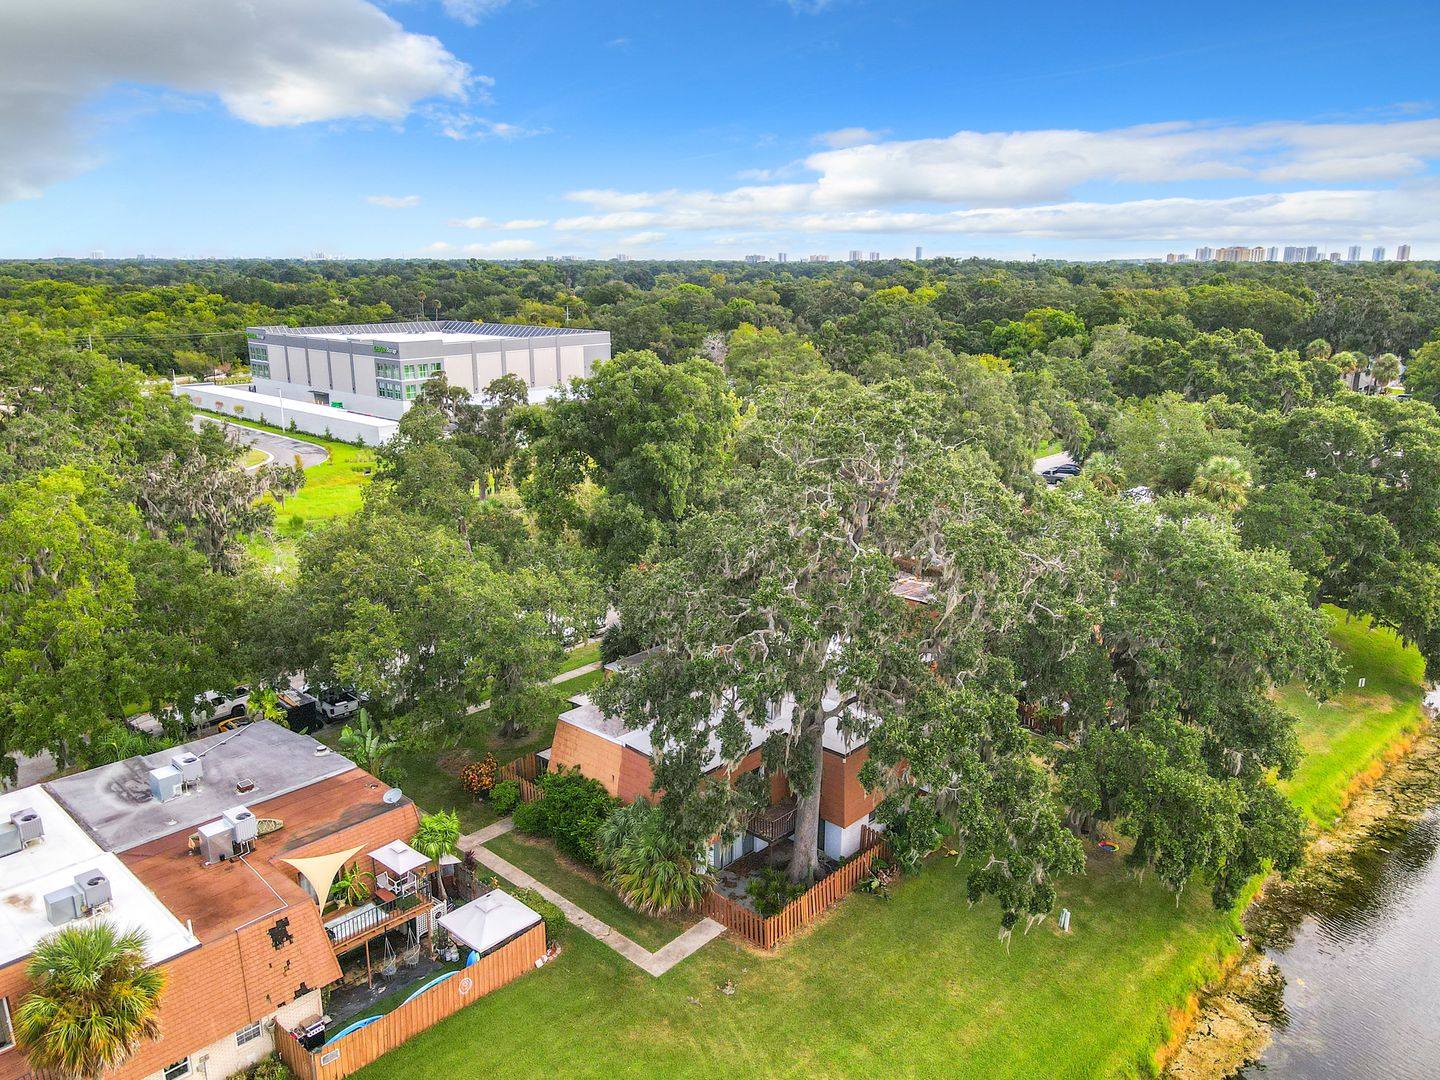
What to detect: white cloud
<box><xmin>0</xmin><ymin>0</ymin><xmax>473</xmax><ymax>201</ymax></box>
<box><xmin>555</xmin><ymin>119</ymin><xmax>1440</xmax><ymax>247</ymax></box>
<box><xmin>441</xmin><ymin>0</ymin><xmax>511</xmax><ymax>25</ymax></box>
<box><xmin>620</xmin><ymin>231</ymin><xmax>667</xmax><ymax>246</ymax></box>
<box><xmin>433</xmin><ymin>113</ymin><xmax>548</xmax><ymax>141</ymax></box>
<box><xmin>368</xmin><ymin>194</ymin><xmax>421</xmax><ymax>208</ymax></box>
<box><xmin>814</xmin><ymin>127</ymin><xmax>887</xmax><ymax>150</ymax></box>
<box><xmin>448</xmin><ymin>216</ymin><xmax>550</xmax><ymax>229</ymax></box>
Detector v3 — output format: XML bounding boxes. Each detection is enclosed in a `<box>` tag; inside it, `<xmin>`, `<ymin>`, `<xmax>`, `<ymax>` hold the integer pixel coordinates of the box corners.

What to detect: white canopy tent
<box><xmin>370</xmin><ymin>840</ymin><xmax>431</xmax><ymax>876</ymax></box>
<box><xmin>439</xmin><ymin>890</ymin><xmax>542</xmax><ymax>957</ymax></box>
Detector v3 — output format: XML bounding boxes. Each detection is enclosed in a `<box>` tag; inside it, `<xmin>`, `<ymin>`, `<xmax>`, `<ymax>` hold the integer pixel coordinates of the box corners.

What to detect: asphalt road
<box><xmin>192</xmin><ymin>414</ymin><xmax>330</xmax><ymax>469</ymax></box>
<box><xmin>1033</xmin><ymin>449</ymin><xmax>1075</xmax><ymax>474</ymax></box>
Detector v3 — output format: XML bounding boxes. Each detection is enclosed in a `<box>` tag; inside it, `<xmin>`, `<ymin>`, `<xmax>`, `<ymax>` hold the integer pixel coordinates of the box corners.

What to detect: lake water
<box><xmin>1240</xmin><ymin>804</ymin><xmax>1440</xmax><ymax>1077</ymax></box>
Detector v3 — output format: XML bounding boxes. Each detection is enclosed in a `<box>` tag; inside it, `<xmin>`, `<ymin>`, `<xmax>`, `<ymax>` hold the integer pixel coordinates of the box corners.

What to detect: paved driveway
<box><xmin>192</xmin><ymin>414</ymin><xmax>329</xmax><ymax>469</ymax></box>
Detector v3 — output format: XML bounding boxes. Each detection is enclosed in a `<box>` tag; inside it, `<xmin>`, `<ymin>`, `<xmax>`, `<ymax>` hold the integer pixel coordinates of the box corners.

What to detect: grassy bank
<box><xmin>1278</xmin><ymin>605</ymin><xmax>1428</xmax><ymax>826</ymax></box>
<box><xmin>484</xmin><ymin>832</ymin><xmax>696</xmax><ymax>951</ymax></box>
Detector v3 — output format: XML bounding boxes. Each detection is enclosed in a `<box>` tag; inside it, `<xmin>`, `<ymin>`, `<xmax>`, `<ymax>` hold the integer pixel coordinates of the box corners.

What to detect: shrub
<box><xmin>460</xmin><ymin>752</ymin><xmax>499</xmax><ymax>799</ymax></box>
<box><xmin>596</xmin><ymin>799</ymin><xmax>653</xmax><ymax>873</ymax></box>
<box><xmin>228</xmin><ymin>1054</ymin><xmax>293</xmax><ymax>1080</ymax></box>
<box><xmin>511</xmin><ymin>796</ymin><xmax>547</xmax><ymax>837</ymax></box>
<box><xmin>747</xmin><ymin>866</ymin><xmax>804</xmax><ymax>917</ymax></box>
<box><xmin>511</xmin><ymin>887</ymin><xmax>567</xmax><ymax>945</ymax></box>
<box><xmin>491</xmin><ymin>778</ymin><xmax>522</xmax><ymax>815</ymax></box>
<box><xmin>609</xmin><ymin>816</ymin><xmax>713</xmax><ymax>915</ymax></box>
<box><xmin>521</xmin><ymin>767</ymin><xmax>619</xmax><ymax>867</ymax></box>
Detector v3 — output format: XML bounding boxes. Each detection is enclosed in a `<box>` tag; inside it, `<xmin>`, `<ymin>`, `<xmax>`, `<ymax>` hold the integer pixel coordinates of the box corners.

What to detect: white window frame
<box><xmin>236</xmin><ymin>1020</ymin><xmax>264</xmax><ymax>1046</ymax></box>
<box><xmin>0</xmin><ymin>997</ymin><xmax>14</xmax><ymax>1053</ymax></box>
<box><xmin>163</xmin><ymin>1057</ymin><xmax>190</xmax><ymax>1080</ymax></box>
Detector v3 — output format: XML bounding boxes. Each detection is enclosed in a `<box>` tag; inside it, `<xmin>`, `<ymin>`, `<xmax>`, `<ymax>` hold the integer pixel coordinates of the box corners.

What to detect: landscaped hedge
<box><xmin>511</xmin><ymin>767</ymin><xmax>619</xmax><ymax>867</ymax></box>
<box><xmin>511</xmin><ymin>886</ymin><xmax>567</xmax><ymax>945</ymax></box>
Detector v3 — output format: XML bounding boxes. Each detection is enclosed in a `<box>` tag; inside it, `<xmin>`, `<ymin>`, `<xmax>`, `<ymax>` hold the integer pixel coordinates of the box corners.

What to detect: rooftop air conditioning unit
<box><xmin>11</xmin><ymin>807</ymin><xmax>43</xmax><ymax>844</ymax></box>
<box><xmin>74</xmin><ymin>869</ymin><xmax>112</xmax><ymax>912</ymax></box>
<box><xmin>44</xmin><ymin>884</ymin><xmax>84</xmax><ymax>926</ymax></box>
<box><xmin>149</xmin><ymin>765</ymin><xmax>182</xmax><ymax>803</ymax></box>
<box><xmin>198</xmin><ymin>818</ymin><xmax>235</xmax><ymax>864</ymax></box>
<box><xmin>171</xmin><ymin>752</ymin><xmax>203</xmax><ymax>786</ymax></box>
<box><xmin>0</xmin><ymin>823</ymin><xmax>20</xmax><ymax>859</ymax></box>
<box><xmin>223</xmin><ymin>806</ymin><xmax>257</xmax><ymax>844</ymax></box>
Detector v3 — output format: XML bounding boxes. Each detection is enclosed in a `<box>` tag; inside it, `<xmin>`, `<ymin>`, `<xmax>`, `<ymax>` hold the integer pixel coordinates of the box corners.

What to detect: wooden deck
<box><xmin>328</xmin><ymin>897</ymin><xmax>429</xmax><ymax>954</ymax></box>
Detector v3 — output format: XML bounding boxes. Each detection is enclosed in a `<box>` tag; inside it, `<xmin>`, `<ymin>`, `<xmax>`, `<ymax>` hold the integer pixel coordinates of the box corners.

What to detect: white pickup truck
<box><xmin>309</xmin><ymin>687</ymin><xmax>365</xmax><ymax>723</ymax></box>
<box><xmin>192</xmin><ymin>685</ymin><xmax>250</xmax><ymax>725</ymax></box>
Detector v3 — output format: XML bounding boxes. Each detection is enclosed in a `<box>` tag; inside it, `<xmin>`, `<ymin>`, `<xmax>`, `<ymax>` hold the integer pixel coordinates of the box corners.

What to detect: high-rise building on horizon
<box><xmin>744</xmin><ymin>254</ymin><xmax>768</xmax><ymax>264</ymax></box>
<box><xmin>1195</xmin><ymin>246</ymin><xmax>1214</xmax><ymax>261</ymax></box>
<box><xmin>808</xmin><ymin>254</ymin><xmax>830</xmax><ymax>262</ymax></box>
<box><xmin>1348</xmin><ymin>245</ymin><xmax>1362</xmax><ymax>262</ymax></box>
<box><xmin>869</xmin><ymin>251</ymin><xmax>881</xmax><ymax>261</ymax></box>
<box><xmin>1373</xmin><ymin>246</ymin><xmax>1387</xmax><ymax>261</ymax></box>
<box><xmin>1266</xmin><ymin>246</ymin><xmax>1279</xmax><ymax>261</ymax></box>
<box><xmin>1304</xmin><ymin>245</ymin><xmax>1318</xmax><ymax>262</ymax></box>
<box><xmin>847</xmin><ymin>249</ymin><xmax>863</xmax><ymax>262</ymax></box>
<box><xmin>777</xmin><ymin>252</ymin><xmax>788</xmax><ymax>263</ymax></box>
<box><xmin>915</xmin><ymin>245</ymin><xmax>923</xmax><ymax>261</ymax></box>
<box><xmin>1329</xmin><ymin>252</ymin><xmax>1342</xmax><ymax>262</ymax></box>
<box><xmin>1397</xmin><ymin>244</ymin><xmax>1412</xmax><ymax>261</ymax></box>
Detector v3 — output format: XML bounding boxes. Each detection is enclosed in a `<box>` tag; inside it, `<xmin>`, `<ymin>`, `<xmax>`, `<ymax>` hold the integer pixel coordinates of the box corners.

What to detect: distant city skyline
<box><xmin>1168</xmin><ymin>241</ymin><xmax>1417</xmax><ymax>263</ymax></box>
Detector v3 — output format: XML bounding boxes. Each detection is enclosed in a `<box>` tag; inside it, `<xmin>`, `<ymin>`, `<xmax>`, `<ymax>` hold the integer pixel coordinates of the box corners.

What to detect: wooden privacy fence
<box><xmin>496</xmin><ymin>752</ymin><xmax>544</xmax><ymax>804</ymax></box>
<box><xmin>700</xmin><ymin>829</ymin><xmax>891</xmax><ymax>950</ymax></box>
<box><xmin>275</xmin><ymin>922</ymin><xmax>546</xmax><ymax>1080</ymax></box>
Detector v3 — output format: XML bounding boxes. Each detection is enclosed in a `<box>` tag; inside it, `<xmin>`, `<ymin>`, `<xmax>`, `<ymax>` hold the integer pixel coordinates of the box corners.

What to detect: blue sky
<box><xmin>3</xmin><ymin>0</ymin><xmax>1439</xmax><ymax>260</ymax></box>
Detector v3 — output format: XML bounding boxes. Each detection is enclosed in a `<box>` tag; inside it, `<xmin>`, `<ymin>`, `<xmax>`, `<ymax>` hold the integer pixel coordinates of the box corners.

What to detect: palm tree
<box><xmin>411</xmin><ymin>810</ymin><xmax>461</xmax><ymax>902</ymax></box>
<box><xmin>15</xmin><ymin>923</ymin><xmax>166</xmax><ymax>1080</ymax></box>
<box><xmin>1305</xmin><ymin>338</ymin><xmax>1332</xmax><ymax>361</ymax></box>
<box><xmin>1369</xmin><ymin>352</ymin><xmax>1402</xmax><ymax>393</ymax></box>
<box><xmin>1336</xmin><ymin>351</ymin><xmax>1365</xmax><ymax>391</ymax></box>
<box><xmin>339</xmin><ymin>708</ymin><xmax>397</xmax><ymax>779</ymax></box>
<box><xmin>1190</xmin><ymin>455</ymin><xmax>1253</xmax><ymax>512</ymax></box>
<box><xmin>1082</xmin><ymin>452</ymin><xmax>1126</xmax><ymax>496</ymax></box>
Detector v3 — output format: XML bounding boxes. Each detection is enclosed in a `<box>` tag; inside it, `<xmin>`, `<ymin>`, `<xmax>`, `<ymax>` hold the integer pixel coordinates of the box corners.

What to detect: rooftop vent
<box><xmin>171</xmin><ymin>752</ymin><xmax>202</xmax><ymax>786</ymax></box>
<box><xmin>44</xmin><ymin>884</ymin><xmax>84</xmax><ymax>926</ymax></box>
<box><xmin>235</xmin><ymin>778</ymin><xmax>256</xmax><ymax>795</ymax></box>
<box><xmin>74</xmin><ymin>869</ymin><xmax>112</xmax><ymax>913</ymax></box>
<box><xmin>149</xmin><ymin>765</ymin><xmax>182</xmax><ymax>803</ymax></box>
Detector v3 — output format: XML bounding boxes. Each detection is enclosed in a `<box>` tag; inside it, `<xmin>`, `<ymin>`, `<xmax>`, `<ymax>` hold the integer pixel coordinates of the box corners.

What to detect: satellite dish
<box><xmin>382</xmin><ymin>787</ymin><xmax>404</xmax><ymax>805</ymax></box>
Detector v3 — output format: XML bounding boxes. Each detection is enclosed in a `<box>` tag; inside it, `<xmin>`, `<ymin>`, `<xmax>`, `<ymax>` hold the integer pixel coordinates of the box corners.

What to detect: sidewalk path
<box><xmin>465</xmin><ymin>660</ymin><xmax>602</xmax><ymax>717</ymax></box>
<box><xmin>459</xmin><ymin>817</ymin><xmax>725</xmax><ymax>977</ymax></box>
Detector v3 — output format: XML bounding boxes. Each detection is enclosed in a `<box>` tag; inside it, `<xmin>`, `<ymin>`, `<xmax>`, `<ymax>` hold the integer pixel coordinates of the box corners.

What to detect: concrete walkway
<box><xmin>459</xmin><ymin>817</ymin><xmax>725</xmax><ymax>977</ymax></box>
<box><xmin>464</xmin><ymin>660</ymin><xmax>602</xmax><ymax>717</ymax></box>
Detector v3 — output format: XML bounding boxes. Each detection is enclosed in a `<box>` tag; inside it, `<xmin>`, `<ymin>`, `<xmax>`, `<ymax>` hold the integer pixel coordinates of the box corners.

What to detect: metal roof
<box><xmin>252</xmin><ymin>320</ymin><xmax>598</xmax><ymax>339</ymax></box>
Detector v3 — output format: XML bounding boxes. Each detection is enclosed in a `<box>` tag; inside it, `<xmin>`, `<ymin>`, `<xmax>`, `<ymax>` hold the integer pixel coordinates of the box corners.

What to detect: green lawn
<box><xmin>335</xmin><ymin>661</ymin><xmax>606</xmax><ymax>833</ymax></box>
<box><xmin>198</xmin><ymin>411</ymin><xmax>375</xmax><ymax>535</ymax></box>
<box><xmin>1277</xmin><ymin>604</ymin><xmax>1427</xmax><ymax>825</ymax></box>
<box><xmin>357</xmin><ymin>845</ymin><xmax>1239</xmax><ymax>1080</ymax></box>
<box><xmin>484</xmin><ymin>832</ymin><xmax>696</xmax><ymax>951</ymax></box>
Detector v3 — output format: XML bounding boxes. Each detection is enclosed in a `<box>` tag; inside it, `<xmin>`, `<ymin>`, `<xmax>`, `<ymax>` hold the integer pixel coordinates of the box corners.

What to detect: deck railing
<box><xmin>746</xmin><ymin>798</ymin><xmax>798</xmax><ymax>843</ymax></box>
<box><xmin>326</xmin><ymin>891</ymin><xmax>429</xmax><ymax>951</ymax></box>
<box><xmin>700</xmin><ymin>828</ymin><xmax>891</xmax><ymax>949</ymax></box>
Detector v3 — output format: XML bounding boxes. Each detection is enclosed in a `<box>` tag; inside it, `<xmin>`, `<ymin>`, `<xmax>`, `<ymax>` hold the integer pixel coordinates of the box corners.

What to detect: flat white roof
<box><xmin>558</xmin><ymin>689</ymin><xmax>866</xmax><ymax>772</ymax></box>
<box><xmin>0</xmin><ymin>787</ymin><xmax>198</xmax><ymax>967</ymax></box>
<box><xmin>172</xmin><ymin>384</ymin><xmax>399</xmax><ymax>432</ymax></box>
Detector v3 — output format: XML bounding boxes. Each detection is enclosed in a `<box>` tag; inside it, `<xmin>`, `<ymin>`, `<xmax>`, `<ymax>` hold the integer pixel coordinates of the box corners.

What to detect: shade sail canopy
<box><xmin>439</xmin><ymin>890</ymin><xmax>542</xmax><ymax>956</ymax></box>
<box><xmin>281</xmin><ymin>845</ymin><xmax>362</xmax><ymax>907</ymax></box>
<box><xmin>370</xmin><ymin>840</ymin><xmax>430</xmax><ymax>876</ymax></box>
